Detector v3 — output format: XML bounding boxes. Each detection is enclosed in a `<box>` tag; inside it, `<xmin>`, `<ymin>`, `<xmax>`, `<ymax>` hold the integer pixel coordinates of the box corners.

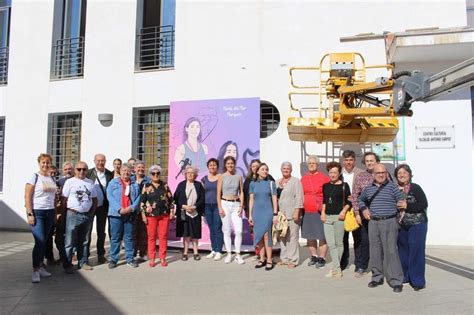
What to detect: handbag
<box><xmin>344</xmin><ymin>208</ymin><xmax>359</xmax><ymax>232</ymax></box>
<box><xmin>342</xmin><ymin>182</ymin><xmax>359</xmax><ymax>232</ymax></box>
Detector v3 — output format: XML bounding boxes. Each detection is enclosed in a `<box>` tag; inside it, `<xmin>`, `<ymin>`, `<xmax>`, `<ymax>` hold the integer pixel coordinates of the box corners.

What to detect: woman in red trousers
<box><xmin>140</xmin><ymin>165</ymin><xmax>175</xmax><ymax>267</ymax></box>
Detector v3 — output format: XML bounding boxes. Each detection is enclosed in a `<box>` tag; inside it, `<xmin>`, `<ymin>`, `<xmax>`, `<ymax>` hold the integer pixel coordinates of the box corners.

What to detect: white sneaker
<box><xmin>39</xmin><ymin>267</ymin><xmax>51</xmax><ymax>277</ymax></box>
<box><xmin>235</xmin><ymin>255</ymin><xmax>245</xmax><ymax>265</ymax></box>
<box><xmin>224</xmin><ymin>253</ymin><xmax>233</xmax><ymax>264</ymax></box>
<box><xmin>214</xmin><ymin>252</ymin><xmax>223</xmax><ymax>261</ymax></box>
<box><xmin>206</xmin><ymin>251</ymin><xmax>216</xmax><ymax>259</ymax></box>
<box><xmin>32</xmin><ymin>271</ymin><xmax>40</xmax><ymax>283</ymax></box>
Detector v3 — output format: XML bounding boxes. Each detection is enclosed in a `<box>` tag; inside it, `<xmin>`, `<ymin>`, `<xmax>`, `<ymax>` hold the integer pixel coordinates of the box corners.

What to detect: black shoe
<box><xmin>98</xmin><ymin>255</ymin><xmax>107</xmax><ymax>264</ymax></box>
<box><xmin>355</xmin><ymin>268</ymin><xmax>369</xmax><ymax>278</ymax></box>
<box><xmin>368</xmin><ymin>280</ymin><xmax>384</xmax><ymax>288</ymax></box>
<box><xmin>393</xmin><ymin>285</ymin><xmax>403</xmax><ymax>293</ymax></box>
<box><xmin>108</xmin><ymin>261</ymin><xmax>117</xmax><ymax>269</ymax></box>
<box><xmin>307</xmin><ymin>256</ymin><xmax>318</xmax><ymax>266</ymax></box>
<box><xmin>265</xmin><ymin>262</ymin><xmax>274</xmax><ymax>271</ymax></box>
<box><xmin>315</xmin><ymin>257</ymin><xmax>326</xmax><ymax>269</ymax></box>
<box><xmin>64</xmin><ymin>265</ymin><xmax>74</xmax><ymax>274</ymax></box>
<box><xmin>255</xmin><ymin>260</ymin><xmax>266</xmax><ymax>269</ymax></box>
<box><xmin>127</xmin><ymin>260</ymin><xmax>139</xmax><ymax>268</ymax></box>
<box><xmin>413</xmin><ymin>286</ymin><xmax>425</xmax><ymax>291</ymax></box>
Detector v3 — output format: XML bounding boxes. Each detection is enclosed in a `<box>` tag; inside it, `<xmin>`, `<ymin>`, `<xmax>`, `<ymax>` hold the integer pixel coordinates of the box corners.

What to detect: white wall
<box><xmin>0</xmin><ymin>0</ymin><xmax>471</xmax><ymax>245</ymax></box>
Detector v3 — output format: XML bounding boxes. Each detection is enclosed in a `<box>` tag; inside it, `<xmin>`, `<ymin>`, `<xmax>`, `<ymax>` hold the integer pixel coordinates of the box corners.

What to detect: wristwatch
<box><xmin>27</xmin><ymin>212</ymin><xmax>34</xmax><ymax>217</ymax></box>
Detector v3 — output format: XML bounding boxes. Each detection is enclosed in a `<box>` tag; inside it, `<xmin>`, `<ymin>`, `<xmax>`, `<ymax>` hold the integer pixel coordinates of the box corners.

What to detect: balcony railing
<box><xmin>136</xmin><ymin>25</ymin><xmax>174</xmax><ymax>71</ymax></box>
<box><xmin>0</xmin><ymin>46</ymin><xmax>8</xmax><ymax>85</ymax></box>
<box><xmin>52</xmin><ymin>37</ymin><xmax>84</xmax><ymax>80</ymax></box>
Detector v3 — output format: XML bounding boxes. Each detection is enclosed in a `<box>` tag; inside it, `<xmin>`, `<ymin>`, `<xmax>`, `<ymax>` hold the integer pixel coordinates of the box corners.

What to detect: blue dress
<box><xmin>250</xmin><ymin>180</ymin><xmax>277</xmax><ymax>246</ymax></box>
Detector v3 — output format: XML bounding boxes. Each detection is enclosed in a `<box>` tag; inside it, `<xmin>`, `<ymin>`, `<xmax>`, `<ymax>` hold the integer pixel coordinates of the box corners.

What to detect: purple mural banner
<box><xmin>167</xmin><ymin>97</ymin><xmax>260</xmax><ymax>245</ymax></box>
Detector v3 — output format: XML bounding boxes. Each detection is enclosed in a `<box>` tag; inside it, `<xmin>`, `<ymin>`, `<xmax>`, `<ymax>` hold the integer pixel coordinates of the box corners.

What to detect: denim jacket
<box><xmin>106</xmin><ymin>178</ymin><xmax>141</xmax><ymax>217</ymax></box>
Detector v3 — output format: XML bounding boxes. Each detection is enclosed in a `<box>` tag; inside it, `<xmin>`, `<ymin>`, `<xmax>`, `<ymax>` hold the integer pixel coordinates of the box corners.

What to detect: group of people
<box><xmin>25</xmin><ymin>150</ymin><xmax>428</xmax><ymax>294</ymax></box>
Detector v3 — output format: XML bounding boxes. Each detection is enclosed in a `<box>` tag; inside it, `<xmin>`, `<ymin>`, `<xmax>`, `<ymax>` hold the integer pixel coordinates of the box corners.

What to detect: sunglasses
<box><xmin>76</xmin><ymin>168</ymin><xmax>87</xmax><ymax>172</ymax></box>
<box><xmin>151</xmin><ymin>172</ymin><xmax>160</xmax><ymax>176</ymax></box>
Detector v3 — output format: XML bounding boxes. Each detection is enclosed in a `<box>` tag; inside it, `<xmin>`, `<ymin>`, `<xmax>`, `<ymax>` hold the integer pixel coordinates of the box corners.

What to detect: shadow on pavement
<box><xmin>0</xmin><ymin>232</ymin><xmax>123</xmax><ymax>315</ymax></box>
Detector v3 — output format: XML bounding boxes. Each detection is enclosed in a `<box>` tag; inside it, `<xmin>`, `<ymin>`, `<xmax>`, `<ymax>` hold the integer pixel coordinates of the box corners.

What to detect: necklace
<box><xmin>327</xmin><ymin>182</ymin><xmax>341</xmax><ymax>204</ymax></box>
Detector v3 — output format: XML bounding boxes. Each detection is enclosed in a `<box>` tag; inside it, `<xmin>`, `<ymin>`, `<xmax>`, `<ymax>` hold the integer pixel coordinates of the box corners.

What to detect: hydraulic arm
<box><xmin>287</xmin><ymin>52</ymin><xmax>474</xmax><ymax>143</ymax></box>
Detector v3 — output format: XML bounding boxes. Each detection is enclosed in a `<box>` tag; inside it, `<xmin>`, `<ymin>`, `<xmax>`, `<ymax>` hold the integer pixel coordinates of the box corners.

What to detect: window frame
<box><xmin>260</xmin><ymin>101</ymin><xmax>281</xmax><ymax>138</ymax></box>
<box><xmin>132</xmin><ymin>106</ymin><xmax>170</xmax><ymax>181</ymax></box>
<box><xmin>47</xmin><ymin>112</ymin><xmax>82</xmax><ymax>169</ymax></box>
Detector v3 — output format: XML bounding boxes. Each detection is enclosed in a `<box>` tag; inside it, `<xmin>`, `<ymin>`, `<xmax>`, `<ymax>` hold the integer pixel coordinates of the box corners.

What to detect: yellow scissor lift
<box><xmin>288</xmin><ymin>52</ymin><xmax>404</xmax><ymax>143</ymax></box>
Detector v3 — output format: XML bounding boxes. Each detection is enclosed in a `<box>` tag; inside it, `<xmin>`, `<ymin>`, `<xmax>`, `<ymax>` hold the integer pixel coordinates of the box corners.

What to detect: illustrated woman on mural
<box><xmin>174</xmin><ymin>117</ymin><xmax>209</xmax><ymax>177</ymax></box>
<box><xmin>217</xmin><ymin>140</ymin><xmax>246</xmax><ymax>177</ymax></box>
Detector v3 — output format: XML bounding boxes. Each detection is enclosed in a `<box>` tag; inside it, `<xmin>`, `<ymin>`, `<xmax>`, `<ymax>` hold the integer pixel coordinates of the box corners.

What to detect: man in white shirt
<box><xmin>62</xmin><ymin>162</ymin><xmax>98</xmax><ymax>273</ymax></box>
<box><xmin>86</xmin><ymin>154</ymin><xmax>114</xmax><ymax>264</ymax></box>
<box><xmin>340</xmin><ymin>150</ymin><xmax>364</xmax><ymax>270</ymax></box>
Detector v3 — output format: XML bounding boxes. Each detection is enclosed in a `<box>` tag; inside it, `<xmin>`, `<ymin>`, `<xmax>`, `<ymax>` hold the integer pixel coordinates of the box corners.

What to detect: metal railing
<box><xmin>0</xmin><ymin>46</ymin><xmax>8</xmax><ymax>85</ymax></box>
<box><xmin>52</xmin><ymin>37</ymin><xmax>84</xmax><ymax>80</ymax></box>
<box><xmin>136</xmin><ymin>25</ymin><xmax>174</xmax><ymax>70</ymax></box>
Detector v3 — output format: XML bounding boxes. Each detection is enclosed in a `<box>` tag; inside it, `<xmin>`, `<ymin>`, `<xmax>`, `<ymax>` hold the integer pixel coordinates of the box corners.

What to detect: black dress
<box><xmin>173</xmin><ymin>180</ymin><xmax>205</xmax><ymax>238</ymax></box>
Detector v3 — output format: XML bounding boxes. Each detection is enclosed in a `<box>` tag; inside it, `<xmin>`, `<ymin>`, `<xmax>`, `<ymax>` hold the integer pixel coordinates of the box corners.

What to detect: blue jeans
<box><xmin>109</xmin><ymin>216</ymin><xmax>135</xmax><ymax>263</ymax></box>
<box><xmin>64</xmin><ymin>210</ymin><xmax>93</xmax><ymax>267</ymax></box>
<box><xmin>31</xmin><ymin>209</ymin><xmax>55</xmax><ymax>268</ymax></box>
<box><xmin>204</xmin><ymin>203</ymin><xmax>223</xmax><ymax>253</ymax></box>
<box><xmin>398</xmin><ymin>222</ymin><xmax>428</xmax><ymax>288</ymax></box>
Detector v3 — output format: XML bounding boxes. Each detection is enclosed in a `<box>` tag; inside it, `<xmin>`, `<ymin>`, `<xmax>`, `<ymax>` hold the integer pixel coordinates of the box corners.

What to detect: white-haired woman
<box><xmin>140</xmin><ymin>165</ymin><xmax>174</xmax><ymax>267</ymax></box>
<box><xmin>174</xmin><ymin>165</ymin><xmax>205</xmax><ymax>261</ymax></box>
<box><xmin>277</xmin><ymin>161</ymin><xmax>304</xmax><ymax>268</ymax></box>
<box><xmin>300</xmin><ymin>155</ymin><xmax>329</xmax><ymax>268</ymax></box>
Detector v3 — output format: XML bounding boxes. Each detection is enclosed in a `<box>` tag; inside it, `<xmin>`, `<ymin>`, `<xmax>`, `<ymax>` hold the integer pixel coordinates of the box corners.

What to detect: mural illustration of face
<box><xmin>186</xmin><ymin>120</ymin><xmax>201</xmax><ymax>140</ymax></box>
<box><xmin>224</xmin><ymin>144</ymin><xmax>237</xmax><ymax>159</ymax></box>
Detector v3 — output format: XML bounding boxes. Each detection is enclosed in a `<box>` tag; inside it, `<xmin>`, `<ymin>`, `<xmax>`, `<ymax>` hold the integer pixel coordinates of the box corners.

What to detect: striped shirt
<box><xmin>358</xmin><ymin>180</ymin><xmax>404</xmax><ymax>217</ymax></box>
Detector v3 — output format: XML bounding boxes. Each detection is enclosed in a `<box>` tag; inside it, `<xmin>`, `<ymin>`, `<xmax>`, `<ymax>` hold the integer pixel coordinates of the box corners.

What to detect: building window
<box><xmin>260</xmin><ymin>101</ymin><xmax>280</xmax><ymax>138</ymax></box>
<box><xmin>0</xmin><ymin>0</ymin><xmax>11</xmax><ymax>86</ymax></box>
<box><xmin>51</xmin><ymin>0</ymin><xmax>87</xmax><ymax>80</ymax></box>
<box><xmin>132</xmin><ymin>107</ymin><xmax>170</xmax><ymax>180</ymax></box>
<box><xmin>47</xmin><ymin>112</ymin><xmax>82</xmax><ymax>169</ymax></box>
<box><xmin>0</xmin><ymin>117</ymin><xmax>5</xmax><ymax>191</ymax></box>
<box><xmin>135</xmin><ymin>0</ymin><xmax>175</xmax><ymax>71</ymax></box>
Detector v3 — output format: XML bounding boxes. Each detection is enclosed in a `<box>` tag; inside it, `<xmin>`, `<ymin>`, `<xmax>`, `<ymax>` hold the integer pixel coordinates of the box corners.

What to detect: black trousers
<box><xmin>353</xmin><ymin>218</ymin><xmax>370</xmax><ymax>271</ymax></box>
<box><xmin>45</xmin><ymin>225</ymin><xmax>56</xmax><ymax>260</ymax></box>
<box><xmin>45</xmin><ymin>214</ymin><xmax>67</xmax><ymax>263</ymax></box>
<box><xmin>340</xmin><ymin>228</ymin><xmax>362</xmax><ymax>270</ymax></box>
<box><xmin>87</xmin><ymin>205</ymin><xmax>108</xmax><ymax>257</ymax></box>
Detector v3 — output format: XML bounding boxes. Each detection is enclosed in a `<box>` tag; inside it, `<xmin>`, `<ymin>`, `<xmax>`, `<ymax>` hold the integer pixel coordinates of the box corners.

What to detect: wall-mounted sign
<box><xmin>415</xmin><ymin>125</ymin><xmax>455</xmax><ymax>149</ymax></box>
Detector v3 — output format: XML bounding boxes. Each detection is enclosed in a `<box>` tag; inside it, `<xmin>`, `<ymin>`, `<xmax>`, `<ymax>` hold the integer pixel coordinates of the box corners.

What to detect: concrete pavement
<box><xmin>0</xmin><ymin>231</ymin><xmax>472</xmax><ymax>314</ymax></box>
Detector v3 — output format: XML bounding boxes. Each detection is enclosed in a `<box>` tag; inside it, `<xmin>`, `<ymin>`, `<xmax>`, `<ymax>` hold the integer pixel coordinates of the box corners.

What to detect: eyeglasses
<box><xmin>76</xmin><ymin>168</ymin><xmax>87</xmax><ymax>172</ymax></box>
<box><xmin>151</xmin><ymin>172</ymin><xmax>160</xmax><ymax>176</ymax></box>
<box><xmin>374</xmin><ymin>172</ymin><xmax>386</xmax><ymax>175</ymax></box>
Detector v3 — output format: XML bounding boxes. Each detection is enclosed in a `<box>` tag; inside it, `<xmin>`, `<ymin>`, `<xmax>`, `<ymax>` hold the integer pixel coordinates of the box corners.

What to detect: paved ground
<box><xmin>0</xmin><ymin>231</ymin><xmax>472</xmax><ymax>315</ymax></box>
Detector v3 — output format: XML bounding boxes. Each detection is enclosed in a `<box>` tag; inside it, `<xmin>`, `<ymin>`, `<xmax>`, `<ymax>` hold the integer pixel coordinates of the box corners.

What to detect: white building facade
<box><xmin>0</xmin><ymin>0</ymin><xmax>472</xmax><ymax>246</ymax></box>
